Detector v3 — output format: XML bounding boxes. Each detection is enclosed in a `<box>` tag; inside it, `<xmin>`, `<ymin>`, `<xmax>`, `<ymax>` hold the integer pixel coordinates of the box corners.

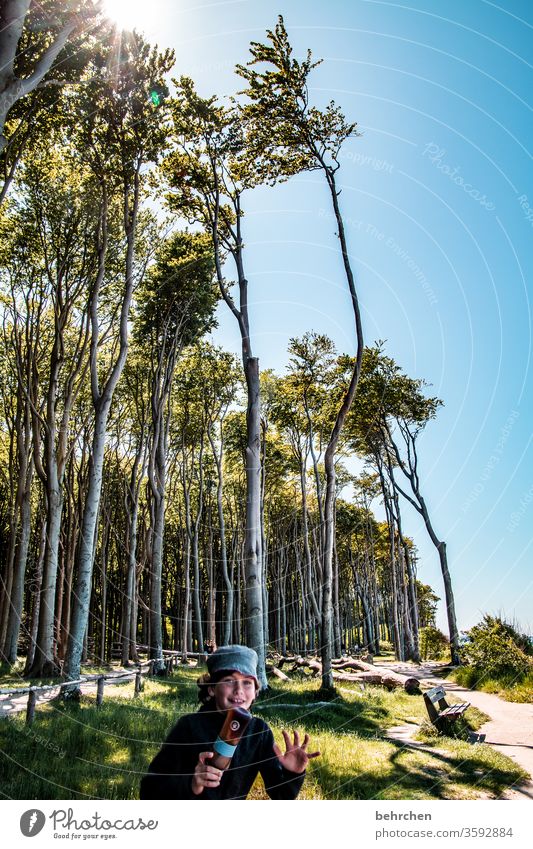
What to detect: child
<box><xmin>140</xmin><ymin>644</ymin><xmax>320</xmax><ymax>800</ymax></box>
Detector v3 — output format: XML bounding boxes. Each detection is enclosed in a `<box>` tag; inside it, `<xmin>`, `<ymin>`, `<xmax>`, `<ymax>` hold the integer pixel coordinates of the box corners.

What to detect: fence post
<box><xmin>134</xmin><ymin>668</ymin><xmax>142</xmax><ymax>696</ymax></box>
<box><xmin>96</xmin><ymin>675</ymin><xmax>105</xmax><ymax>707</ymax></box>
<box><xmin>26</xmin><ymin>689</ymin><xmax>37</xmax><ymax>726</ymax></box>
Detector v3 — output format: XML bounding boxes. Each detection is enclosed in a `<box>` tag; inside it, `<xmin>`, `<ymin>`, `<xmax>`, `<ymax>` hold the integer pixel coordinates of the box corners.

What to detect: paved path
<box><xmin>383</xmin><ymin>662</ymin><xmax>533</xmax><ymax>800</ymax></box>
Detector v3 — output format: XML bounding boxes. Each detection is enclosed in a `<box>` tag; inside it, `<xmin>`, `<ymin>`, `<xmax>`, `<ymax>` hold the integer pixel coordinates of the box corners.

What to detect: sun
<box><xmin>103</xmin><ymin>0</ymin><xmax>153</xmax><ymax>32</ymax></box>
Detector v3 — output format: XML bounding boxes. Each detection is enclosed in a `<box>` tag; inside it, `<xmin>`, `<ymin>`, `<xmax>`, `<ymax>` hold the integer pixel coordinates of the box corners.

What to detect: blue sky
<box><xmin>116</xmin><ymin>0</ymin><xmax>533</xmax><ymax>634</ymax></box>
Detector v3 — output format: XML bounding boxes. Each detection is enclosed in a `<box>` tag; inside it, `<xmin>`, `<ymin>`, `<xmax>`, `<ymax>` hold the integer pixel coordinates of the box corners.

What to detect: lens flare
<box><xmin>103</xmin><ymin>0</ymin><xmax>152</xmax><ymax>32</ymax></box>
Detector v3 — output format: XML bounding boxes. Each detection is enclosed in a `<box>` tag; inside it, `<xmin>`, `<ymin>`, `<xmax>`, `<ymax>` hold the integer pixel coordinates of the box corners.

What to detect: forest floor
<box><xmin>381</xmin><ymin>661</ymin><xmax>533</xmax><ymax>800</ymax></box>
<box><xmin>0</xmin><ymin>662</ymin><xmax>529</xmax><ymax>800</ymax></box>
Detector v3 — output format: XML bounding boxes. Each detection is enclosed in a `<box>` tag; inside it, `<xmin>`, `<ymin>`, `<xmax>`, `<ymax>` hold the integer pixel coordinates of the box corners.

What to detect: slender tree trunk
<box><xmin>206</xmin><ymin>505</ymin><xmax>216</xmax><ymax>646</ymax></box>
<box><xmin>209</xmin><ymin>426</ymin><xmax>232</xmax><ymax>645</ymax></box>
<box><xmin>122</xmin><ymin>487</ymin><xmax>141</xmax><ymax>665</ymax></box>
<box><xmin>386</xmin><ymin>426</ymin><xmax>460</xmax><ymax>665</ymax></box>
<box><xmin>181</xmin><ymin>523</ymin><xmax>191</xmax><ymax>660</ymax></box>
<box><xmin>148</xmin><ymin>423</ymin><xmax>166</xmax><ymax>672</ymax></box>
<box><xmin>24</xmin><ymin>512</ymin><xmax>46</xmax><ymax>674</ymax></box>
<box><xmin>28</xmin><ymin>481</ymin><xmax>63</xmax><ymax>676</ymax></box>
<box><xmin>99</xmin><ymin>518</ymin><xmax>111</xmax><ymax>664</ymax></box>
<box><xmin>333</xmin><ymin>539</ymin><xmax>342</xmax><ymax>657</ymax></box>
<box><xmin>243</xmin><ymin>356</ymin><xmax>266</xmax><ymax>685</ymax></box>
<box><xmin>191</xmin><ymin>440</ymin><xmax>205</xmax><ymax>653</ymax></box>
<box><xmin>64</xmin><ymin>409</ymin><xmax>109</xmax><ymax>682</ymax></box>
<box><xmin>300</xmin><ymin>457</ymin><xmax>321</xmax><ymax>629</ymax></box>
<box><xmin>320</xmin><ymin>169</ymin><xmax>363</xmax><ymax>689</ymax></box>
<box><xmin>3</xmin><ymin>458</ymin><xmax>33</xmax><ymax>662</ymax></box>
<box><xmin>260</xmin><ymin>422</ymin><xmax>269</xmax><ymax>651</ymax></box>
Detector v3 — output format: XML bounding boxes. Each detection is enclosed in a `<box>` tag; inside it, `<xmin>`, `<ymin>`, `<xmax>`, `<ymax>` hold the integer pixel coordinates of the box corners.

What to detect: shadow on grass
<box><xmin>0</xmin><ymin>674</ymin><xmax>525</xmax><ymax>801</ymax></box>
<box><xmin>255</xmin><ymin>686</ymin><xmax>389</xmax><ymax>738</ymax></box>
<box><xmin>315</xmin><ymin>736</ymin><xmax>525</xmax><ymax>800</ymax></box>
<box><xmin>0</xmin><ymin>677</ymin><xmax>196</xmax><ymax>800</ymax></box>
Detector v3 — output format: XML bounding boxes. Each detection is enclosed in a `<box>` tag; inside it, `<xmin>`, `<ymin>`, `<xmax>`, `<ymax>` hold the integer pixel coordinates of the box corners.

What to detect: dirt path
<box><xmin>383</xmin><ymin>661</ymin><xmax>533</xmax><ymax>800</ymax></box>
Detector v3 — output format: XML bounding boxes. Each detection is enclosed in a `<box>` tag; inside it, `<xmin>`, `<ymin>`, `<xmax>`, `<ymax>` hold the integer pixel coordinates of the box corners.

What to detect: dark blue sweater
<box><xmin>140</xmin><ymin>704</ymin><xmax>305</xmax><ymax>800</ymax></box>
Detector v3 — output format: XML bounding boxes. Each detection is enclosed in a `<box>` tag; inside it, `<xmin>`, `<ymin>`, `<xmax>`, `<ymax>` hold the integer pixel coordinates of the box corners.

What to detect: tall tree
<box><xmin>237</xmin><ymin>17</ymin><xmax>363</xmax><ymax>688</ymax></box>
<box><xmin>200</xmin><ymin>345</ymin><xmax>242</xmax><ymax>646</ymax></box>
<box><xmin>0</xmin><ymin>143</ymin><xmax>97</xmax><ymax>675</ymax></box>
<box><xmin>0</xmin><ymin>279</ymin><xmax>34</xmax><ymax>662</ymax></box>
<box><xmin>381</xmin><ymin>367</ymin><xmax>460</xmax><ymax>665</ymax></box>
<box><xmin>63</xmin><ymin>34</ymin><xmax>174</xmax><ymax>688</ymax></box>
<box><xmin>348</xmin><ymin>345</ymin><xmax>458</xmax><ymax>664</ymax></box>
<box><xmin>135</xmin><ymin>231</ymin><xmax>217</xmax><ymax>671</ymax></box>
<box><xmin>165</xmin><ymin>79</ymin><xmax>268</xmax><ymax>685</ymax></box>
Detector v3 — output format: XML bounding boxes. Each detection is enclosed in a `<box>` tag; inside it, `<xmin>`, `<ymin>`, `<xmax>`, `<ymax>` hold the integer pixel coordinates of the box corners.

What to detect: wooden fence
<box><xmin>0</xmin><ymin>649</ymin><xmax>192</xmax><ymax>726</ymax></box>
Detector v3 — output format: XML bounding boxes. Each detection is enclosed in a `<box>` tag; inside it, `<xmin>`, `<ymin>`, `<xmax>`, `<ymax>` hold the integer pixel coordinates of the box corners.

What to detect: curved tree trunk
<box><xmin>385</xmin><ymin>422</ymin><xmax>460</xmax><ymax>665</ymax></box>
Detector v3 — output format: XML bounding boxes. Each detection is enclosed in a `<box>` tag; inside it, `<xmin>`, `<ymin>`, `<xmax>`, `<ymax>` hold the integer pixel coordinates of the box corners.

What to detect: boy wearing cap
<box><xmin>140</xmin><ymin>644</ymin><xmax>320</xmax><ymax>800</ymax></box>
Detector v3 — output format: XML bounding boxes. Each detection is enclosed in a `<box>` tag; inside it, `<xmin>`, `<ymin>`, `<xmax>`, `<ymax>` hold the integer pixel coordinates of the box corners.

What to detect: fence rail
<box><xmin>0</xmin><ymin>651</ymin><xmax>192</xmax><ymax>726</ymax></box>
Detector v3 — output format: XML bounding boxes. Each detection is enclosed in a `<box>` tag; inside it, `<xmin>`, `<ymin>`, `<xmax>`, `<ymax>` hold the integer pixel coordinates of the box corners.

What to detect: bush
<box><xmin>461</xmin><ymin>615</ymin><xmax>532</xmax><ymax>683</ymax></box>
<box><xmin>454</xmin><ymin>665</ymin><xmax>482</xmax><ymax>688</ymax></box>
<box><xmin>419</xmin><ymin>626</ymin><xmax>449</xmax><ymax>660</ymax></box>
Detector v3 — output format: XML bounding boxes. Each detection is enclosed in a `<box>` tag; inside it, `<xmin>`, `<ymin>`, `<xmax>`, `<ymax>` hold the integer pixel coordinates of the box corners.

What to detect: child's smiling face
<box><xmin>208</xmin><ymin>671</ymin><xmax>257</xmax><ymax>712</ymax></box>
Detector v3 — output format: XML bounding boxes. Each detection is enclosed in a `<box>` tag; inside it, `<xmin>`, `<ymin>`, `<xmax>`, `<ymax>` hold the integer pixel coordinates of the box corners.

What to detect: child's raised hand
<box><xmin>191</xmin><ymin>751</ymin><xmax>223</xmax><ymax>795</ymax></box>
<box><xmin>273</xmin><ymin>730</ymin><xmax>320</xmax><ymax>774</ymax></box>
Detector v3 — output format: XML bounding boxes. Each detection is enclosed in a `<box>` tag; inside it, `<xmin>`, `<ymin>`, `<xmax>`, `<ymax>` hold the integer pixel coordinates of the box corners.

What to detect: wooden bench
<box><xmin>423</xmin><ymin>685</ymin><xmax>470</xmax><ymax>730</ymax></box>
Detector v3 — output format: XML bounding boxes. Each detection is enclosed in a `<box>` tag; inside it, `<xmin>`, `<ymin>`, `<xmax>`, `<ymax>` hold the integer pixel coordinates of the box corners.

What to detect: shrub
<box><xmin>454</xmin><ymin>665</ymin><xmax>482</xmax><ymax>688</ymax></box>
<box><xmin>419</xmin><ymin>626</ymin><xmax>449</xmax><ymax>660</ymax></box>
<box><xmin>461</xmin><ymin>615</ymin><xmax>532</xmax><ymax>682</ymax></box>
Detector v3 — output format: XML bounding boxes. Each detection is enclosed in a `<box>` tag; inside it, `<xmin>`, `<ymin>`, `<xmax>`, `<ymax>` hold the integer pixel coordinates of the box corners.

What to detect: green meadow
<box><xmin>0</xmin><ymin>667</ymin><xmax>526</xmax><ymax>800</ymax></box>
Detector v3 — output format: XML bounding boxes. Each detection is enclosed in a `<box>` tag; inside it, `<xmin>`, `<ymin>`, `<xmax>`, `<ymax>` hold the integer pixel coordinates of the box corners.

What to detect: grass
<box><xmin>441</xmin><ymin>666</ymin><xmax>533</xmax><ymax>704</ymax></box>
<box><xmin>0</xmin><ymin>667</ymin><xmax>528</xmax><ymax>800</ymax></box>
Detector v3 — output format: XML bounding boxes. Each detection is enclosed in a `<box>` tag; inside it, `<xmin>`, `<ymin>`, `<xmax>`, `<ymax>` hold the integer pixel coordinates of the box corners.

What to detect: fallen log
<box><xmin>330</xmin><ymin>658</ymin><xmax>419</xmax><ymax>693</ymax></box>
<box><xmin>332</xmin><ymin>659</ymin><xmax>370</xmax><ymax>672</ymax></box>
<box><xmin>290</xmin><ymin>657</ymin><xmax>322</xmax><ymax>677</ymax></box>
<box><xmin>379</xmin><ymin>672</ymin><xmax>420</xmax><ymax>694</ymax></box>
<box><xmin>276</xmin><ymin>655</ymin><xmax>298</xmax><ymax>670</ymax></box>
<box><xmin>267</xmin><ymin>666</ymin><xmax>290</xmax><ymax>682</ymax></box>
<box><xmin>333</xmin><ymin>671</ymin><xmax>383</xmax><ymax>684</ymax></box>
<box><xmin>274</xmin><ymin>655</ymin><xmax>419</xmax><ymax>693</ymax></box>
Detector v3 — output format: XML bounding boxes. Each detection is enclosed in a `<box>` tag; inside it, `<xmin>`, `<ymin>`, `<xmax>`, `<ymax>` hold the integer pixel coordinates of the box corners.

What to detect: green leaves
<box><xmin>165</xmin><ymin>75</ymin><xmax>263</xmax><ymax>235</ymax></box>
<box><xmin>74</xmin><ymin>33</ymin><xmax>175</xmax><ymax>186</ymax></box>
<box><xmin>236</xmin><ymin>15</ymin><xmax>358</xmax><ymax>182</ymax></box>
<box><xmin>134</xmin><ymin>230</ymin><xmax>218</xmax><ymax>350</ymax></box>
<box><xmin>462</xmin><ymin>616</ymin><xmax>533</xmax><ymax>680</ymax></box>
<box><xmin>344</xmin><ymin>344</ymin><xmax>443</xmax><ymax>459</ymax></box>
